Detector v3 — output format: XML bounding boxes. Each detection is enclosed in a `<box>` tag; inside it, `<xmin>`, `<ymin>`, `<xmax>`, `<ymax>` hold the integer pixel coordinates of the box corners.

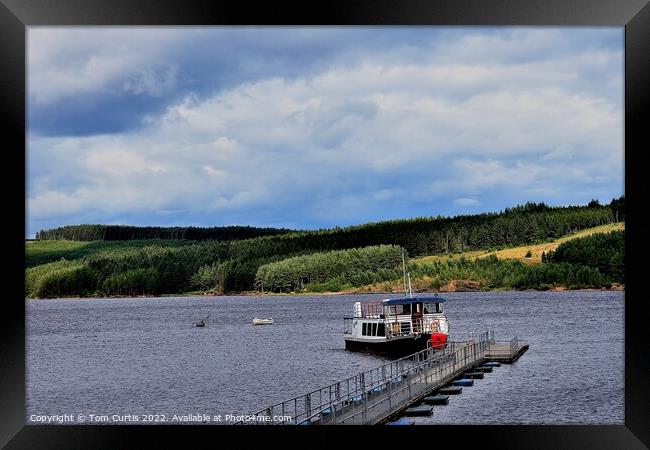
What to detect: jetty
<box><xmin>235</xmin><ymin>331</ymin><xmax>528</xmax><ymax>425</ymax></box>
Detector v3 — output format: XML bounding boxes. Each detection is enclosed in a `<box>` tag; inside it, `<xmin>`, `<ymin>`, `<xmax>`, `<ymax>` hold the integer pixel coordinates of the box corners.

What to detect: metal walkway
<box><xmin>235</xmin><ymin>331</ymin><xmax>527</xmax><ymax>425</ymax></box>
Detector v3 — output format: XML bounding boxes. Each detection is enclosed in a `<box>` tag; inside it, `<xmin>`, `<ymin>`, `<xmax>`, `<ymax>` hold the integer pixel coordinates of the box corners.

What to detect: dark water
<box><xmin>26</xmin><ymin>291</ymin><xmax>624</xmax><ymax>425</ymax></box>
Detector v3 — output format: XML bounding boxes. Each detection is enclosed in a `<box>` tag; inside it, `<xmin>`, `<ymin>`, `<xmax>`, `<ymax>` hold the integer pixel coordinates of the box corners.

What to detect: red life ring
<box><xmin>430</xmin><ymin>332</ymin><xmax>447</xmax><ymax>350</ymax></box>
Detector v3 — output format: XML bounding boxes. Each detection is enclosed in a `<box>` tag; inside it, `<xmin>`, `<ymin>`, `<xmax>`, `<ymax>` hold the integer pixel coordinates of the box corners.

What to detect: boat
<box><xmin>343</xmin><ymin>252</ymin><xmax>449</xmax><ymax>356</ymax></box>
<box><xmin>343</xmin><ymin>295</ymin><xmax>449</xmax><ymax>356</ymax></box>
<box><xmin>252</xmin><ymin>317</ymin><xmax>274</xmax><ymax>325</ymax></box>
<box><xmin>195</xmin><ymin>314</ymin><xmax>209</xmax><ymax>327</ymax></box>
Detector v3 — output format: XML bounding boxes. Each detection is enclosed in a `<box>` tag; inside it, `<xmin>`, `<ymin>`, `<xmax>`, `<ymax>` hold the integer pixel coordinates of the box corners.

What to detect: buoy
<box><xmin>430</xmin><ymin>332</ymin><xmax>448</xmax><ymax>350</ymax></box>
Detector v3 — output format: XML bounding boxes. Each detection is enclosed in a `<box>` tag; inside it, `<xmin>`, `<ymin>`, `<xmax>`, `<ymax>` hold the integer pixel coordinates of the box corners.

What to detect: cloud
<box><xmin>122</xmin><ymin>66</ymin><xmax>178</xmax><ymax>97</ymax></box>
<box><xmin>28</xmin><ymin>28</ymin><xmax>181</xmax><ymax>105</ymax></box>
<box><xmin>26</xmin><ymin>28</ymin><xmax>623</xmax><ymax>236</ymax></box>
<box><xmin>542</xmin><ymin>144</ymin><xmax>575</xmax><ymax>161</ymax></box>
<box><xmin>454</xmin><ymin>198</ymin><xmax>479</xmax><ymax>206</ymax></box>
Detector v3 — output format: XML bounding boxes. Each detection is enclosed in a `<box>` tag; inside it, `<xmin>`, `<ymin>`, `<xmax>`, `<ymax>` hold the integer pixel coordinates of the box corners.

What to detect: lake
<box><xmin>26</xmin><ymin>290</ymin><xmax>624</xmax><ymax>425</ymax></box>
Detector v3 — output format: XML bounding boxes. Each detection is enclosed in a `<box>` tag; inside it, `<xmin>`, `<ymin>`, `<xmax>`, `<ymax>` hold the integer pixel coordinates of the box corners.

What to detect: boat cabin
<box><xmin>343</xmin><ymin>295</ymin><xmax>449</xmax><ymax>355</ymax></box>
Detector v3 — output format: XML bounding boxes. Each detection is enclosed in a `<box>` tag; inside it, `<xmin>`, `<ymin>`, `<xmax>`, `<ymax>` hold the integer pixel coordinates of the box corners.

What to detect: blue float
<box><xmin>484</xmin><ymin>361</ymin><xmax>501</xmax><ymax>367</ymax></box>
<box><xmin>387</xmin><ymin>418</ymin><xmax>415</xmax><ymax>425</ymax></box>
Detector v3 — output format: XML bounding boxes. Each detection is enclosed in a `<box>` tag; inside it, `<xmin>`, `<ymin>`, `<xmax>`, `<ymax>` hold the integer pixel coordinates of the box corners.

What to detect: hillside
<box><xmin>25</xmin><ymin>200</ymin><xmax>624</xmax><ymax>298</ymax></box>
<box><xmin>412</xmin><ymin>222</ymin><xmax>624</xmax><ymax>266</ymax></box>
<box><xmin>263</xmin><ymin>225</ymin><xmax>625</xmax><ymax>294</ymax></box>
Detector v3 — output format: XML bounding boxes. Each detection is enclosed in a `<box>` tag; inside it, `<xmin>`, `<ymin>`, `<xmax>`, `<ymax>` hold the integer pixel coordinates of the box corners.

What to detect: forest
<box><xmin>25</xmin><ymin>198</ymin><xmax>624</xmax><ymax>298</ymax></box>
<box><xmin>543</xmin><ymin>230</ymin><xmax>624</xmax><ymax>283</ymax></box>
<box><xmin>35</xmin><ymin>224</ymin><xmax>295</xmax><ymax>241</ymax></box>
<box><xmin>255</xmin><ymin>231</ymin><xmax>624</xmax><ymax>293</ymax></box>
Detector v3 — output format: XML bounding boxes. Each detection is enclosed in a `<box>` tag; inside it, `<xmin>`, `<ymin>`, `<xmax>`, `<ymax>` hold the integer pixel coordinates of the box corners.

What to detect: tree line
<box><xmin>35</xmin><ymin>224</ymin><xmax>296</xmax><ymax>241</ymax></box>
<box><xmin>410</xmin><ymin>256</ymin><xmax>614</xmax><ymax>291</ymax></box>
<box><xmin>25</xmin><ymin>199</ymin><xmax>624</xmax><ymax>297</ymax></box>
<box><xmin>543</xmin><ymin>230</ymin><xmax>624</xmax><ymax>283</ymax></box>
<box><xmin>255</xmin><ymin>245</ymin><xmax>404</xmax><ymax>292</ymax></box>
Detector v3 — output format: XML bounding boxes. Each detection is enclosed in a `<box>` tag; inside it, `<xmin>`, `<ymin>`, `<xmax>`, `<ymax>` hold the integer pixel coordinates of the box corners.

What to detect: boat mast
<box><xmin>402</xmin><ymin>251</ymin><xmax>408</xmax><ymax>297</ymax></box>
<box><xmin>407</xmin><ymin>272</ymin><xmax>413</xmax><ymax>298</ymax></box>
<box><xmin>402</xmin><ymin>250</ymin><xmax>413</xmax><ymax>298</ymax></box>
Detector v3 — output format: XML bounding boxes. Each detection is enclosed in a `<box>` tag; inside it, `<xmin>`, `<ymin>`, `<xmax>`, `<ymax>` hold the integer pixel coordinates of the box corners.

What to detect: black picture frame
<box><xmin>2</xmin><ymin>0</ymin><xmax>648</xmax><ymax>448</ymax></box>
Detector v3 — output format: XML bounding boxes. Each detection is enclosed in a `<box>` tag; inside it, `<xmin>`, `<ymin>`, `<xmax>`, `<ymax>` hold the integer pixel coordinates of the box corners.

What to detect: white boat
<box><xmin>343</xmin><ymin>295</ymin><xmax>449</xmax><ymax>355</ymax></box>
<box><xmin>343</xmin><ymin>251</ymin><xmax>449</xmax><ymax>355</ymax></box>
<box><xmin>252</xmin><ymin>317</ymin><xmax>274</xmax><ymax>325</ymax></box>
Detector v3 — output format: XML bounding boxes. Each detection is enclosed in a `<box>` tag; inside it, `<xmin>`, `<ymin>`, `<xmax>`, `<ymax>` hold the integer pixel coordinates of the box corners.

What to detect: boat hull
<box><xmin>344</xmin><ymin>334</ymin><xmax>431</xmax><ymax>356</ymax></box>
<box><xmin>252</xmin><ymin>319</ymin><xmax>273</xmax><ymax>325</ymax></box>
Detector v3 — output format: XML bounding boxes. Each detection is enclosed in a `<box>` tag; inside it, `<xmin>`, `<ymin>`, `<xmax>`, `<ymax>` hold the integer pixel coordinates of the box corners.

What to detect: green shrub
<box><xmin>33</xmin><ymin>264</ymin><xmax>98</xmax><ymax>298</ymax></box>
<box><xmin>99</xmin><ymin>268</ymin><xmax>159</xmax><ymax>296</ymax></box>
<box><xmin>305</xmin><ymin>276</ymin><xmax>352</xmax><ymax>293</ymax></box>
<box><xmin>190</xmin><ymin>263</ymin><xmax>220</xmax><ymax>291</ymax></box>
<box><xmin>255</xmin><ymin>245</ymin><xmax>404</xmax><ymax>292</ymax></box>
<box><xmin>26</xmin><ymin>259</ymin><xmax>91</xmax><ymax>297</ymax></box>
<box><xmin>546</xmin><ymin>230</ymin><xmax>624</xmax><ymax>283</ymax></box>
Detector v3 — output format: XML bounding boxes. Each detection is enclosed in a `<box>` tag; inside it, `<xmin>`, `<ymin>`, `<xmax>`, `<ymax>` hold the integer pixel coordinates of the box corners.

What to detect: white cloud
<box><xmin>542</xmin><ymin>144</ymin><xmax>575</xmax><ymax>161</ymax></box>
<box><xmin>28</xmin><ymin>28</ymin><xmax>181</xmax><ymax>104</ymax></box>
<box><xmin>454</xmin><ymin>198</ymin><xmax>479</xmax><ymax>206</ymax></box>
<box><xmin>27</xmin><ymin>28</ymin><xmax>623</xmax><ymax>232</ymax></box>
<box><xmin>85</xmin><ymin>150</ymin><xmax>167</xmax><ymax>175</ymax></box>
<box><xmin>122</xmin><ymin>66</ymin><xmax>178</xmax><ymax>97</ymax></box>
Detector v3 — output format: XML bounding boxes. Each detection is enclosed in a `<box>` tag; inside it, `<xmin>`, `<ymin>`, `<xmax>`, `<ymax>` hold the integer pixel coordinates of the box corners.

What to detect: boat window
<box><xmin>424</xmin><ymin>303</ymin><xmax>434</xmax><ymax>314</ymax></box>
<box><xmin>372</xmin><ymin>323</ymin><xmax>378</xmax><ymax>336</ymax></box>
<box><xmin>391</xmin><ymin>304</ymin><xmax>409</xmax><ymax>315</ymax></box>
<box><xmin>377</xmin><ymin>323</ymin><xmax>385</xmax><ymax>336</ymax></box>
<box><xmin>362</xmin><ymin>323</ymin><xmax>367</xmax><ymax>336</ymax></box>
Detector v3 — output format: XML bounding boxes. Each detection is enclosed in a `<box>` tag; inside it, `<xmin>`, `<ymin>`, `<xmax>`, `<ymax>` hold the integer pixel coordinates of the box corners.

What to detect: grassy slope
<box><xmin>411</xmin><ymin>222</ymin><xmax>625</xmax><ymax>266</ymax></box>
<box><xmin>25</xmin><ymin>239</ymin><xmax>189</xmax><ymax>268</ymax></box>
<box><xmin>339</xmin><ymin>222</ymin><xmax>625</xmax><ymax>294</ymax></box>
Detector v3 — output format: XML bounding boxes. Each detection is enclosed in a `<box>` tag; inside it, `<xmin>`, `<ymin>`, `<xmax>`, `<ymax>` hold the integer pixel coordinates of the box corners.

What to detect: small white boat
<box><xmin>252</xmin><ymin>317</ymin><xmax>274</xmax><ymax>325</ymax></box>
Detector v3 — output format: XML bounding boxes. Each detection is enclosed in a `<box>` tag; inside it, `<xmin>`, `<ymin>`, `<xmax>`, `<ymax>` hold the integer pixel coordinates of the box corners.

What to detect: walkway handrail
<box><xmin>234</xmin><ymin>331</ymin><xmax>501</xmax><ymax>425</ymax></box>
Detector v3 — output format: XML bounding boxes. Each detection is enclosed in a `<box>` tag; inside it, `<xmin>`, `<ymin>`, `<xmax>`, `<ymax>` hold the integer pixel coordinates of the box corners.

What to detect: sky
<box><xmin>26</xmin><ymin>27</ymin><xmax>624</xmax><ymax>237</ymax></box>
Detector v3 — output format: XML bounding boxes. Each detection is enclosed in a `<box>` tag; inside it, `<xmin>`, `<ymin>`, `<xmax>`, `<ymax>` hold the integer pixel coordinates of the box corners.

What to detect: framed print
<box><xmin>2</xmin><ymin>0</ymin><xmax>648</xmax><ymax>448</ymax></box>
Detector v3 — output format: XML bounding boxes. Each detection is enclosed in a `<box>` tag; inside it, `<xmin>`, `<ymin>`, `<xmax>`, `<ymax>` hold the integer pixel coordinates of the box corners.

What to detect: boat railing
<box><xmin>484</xmin><ymin>337</ymin><xmax>528</xmax><ymax>359</ymax></box>
<box><xmin>467</xmin><ymin>331</ymin><xmax>490</xmax><ymax>343</ymax></box>
<box><xmin>360</xmin><ymin>301</ymin><xmax>384</xmax><ymax>318</ymax></box>
<box><xmin>386</xmin><ymin>318</ymin><xmax>423</xmax><ymax>338</ymax></box>
<box><xmin>345</xmin><ymin>317</ymin><xmax>426</xmax><ymax>338</ymax></box>
<box><xmin>234</xmin><ymin>332</ymin><xmax>496</xmax><ymax>425</ymax></box>
<box><xmin>343</xmin><ymin>318</ymin><xmax>353</xmax><ymax>334</ymax></box>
